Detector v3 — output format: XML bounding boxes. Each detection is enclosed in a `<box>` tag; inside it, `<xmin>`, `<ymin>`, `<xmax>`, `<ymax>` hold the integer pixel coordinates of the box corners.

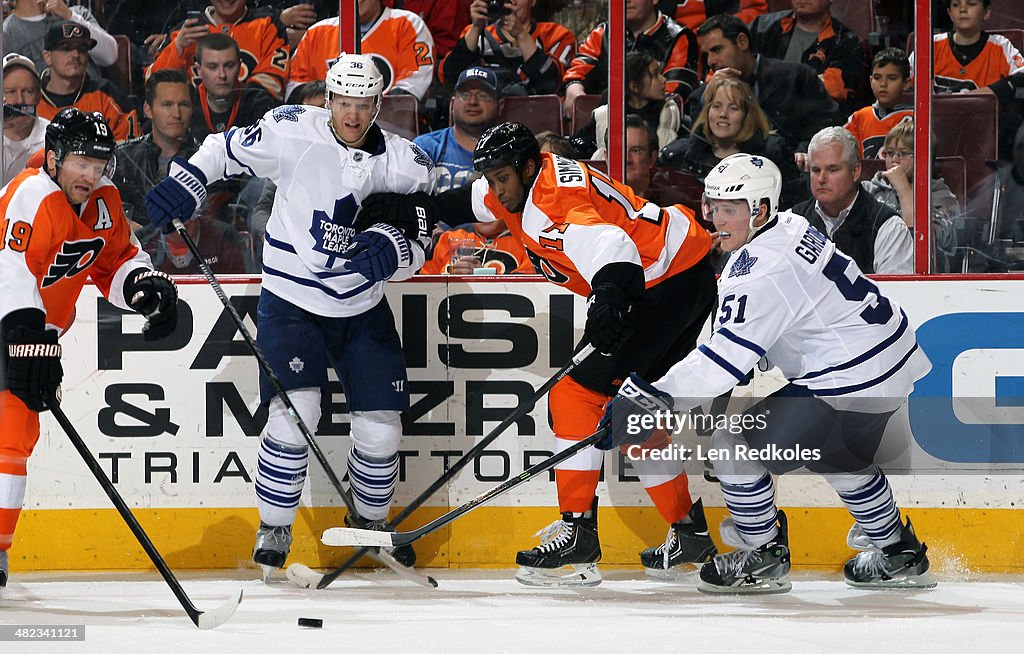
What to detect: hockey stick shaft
<box><xmin>171</xmin><ymin>219</ymin><xmax>361</xmax><ymax>519</ymax></box>
<box><xmin>322</xmin><ymin>428</ymin><xmax>606</xmax><ymax>549</ymax></box>
<box><xmin>47</xmin><ymin>398</ymin><xmax>241</xmax><ymax>629</ymax></box>
<box><xmin>315</xmin><ymin>343</ymin><xmax>596</xmax><ymax>587</ymax></box>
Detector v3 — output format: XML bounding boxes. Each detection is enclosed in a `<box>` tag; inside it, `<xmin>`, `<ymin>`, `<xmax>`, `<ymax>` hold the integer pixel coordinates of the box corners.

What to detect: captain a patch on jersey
<box><xmin>309</xmin><ymin>195</ymin><xmax>360</xmax><ymax>266</ymax></box>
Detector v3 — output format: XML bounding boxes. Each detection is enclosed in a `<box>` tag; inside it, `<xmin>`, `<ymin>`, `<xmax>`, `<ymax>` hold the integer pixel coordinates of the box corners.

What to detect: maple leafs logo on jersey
<box><xmin>41</xmin><ymin>238</ymin><xmax>104</xmax><ymax>287</ymax></box>
<box><xmin>272</xmin><ymin>105</ymin><xmax>305</xmax><ymax>123</ymax></box>
<box><xmin>409</xmin><ymin>142</ymin><xmax>434</xmax><ymax>171</ymax></box>
<box><xmin>728</xmin><ymin>249</ymin><xmax>757</xmax><ymax>278</ymax></box>
<box><xmin>309</xmin><ymin>195</ymin><xmax>360</xmax><ymax>267</ymax></box>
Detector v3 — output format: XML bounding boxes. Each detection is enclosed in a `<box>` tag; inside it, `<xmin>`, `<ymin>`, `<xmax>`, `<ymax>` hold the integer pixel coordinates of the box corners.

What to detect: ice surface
<box><xmin>1</xmin><ymin>569</ymin><xmax>1022</xmax><ymax>653</ymax></box>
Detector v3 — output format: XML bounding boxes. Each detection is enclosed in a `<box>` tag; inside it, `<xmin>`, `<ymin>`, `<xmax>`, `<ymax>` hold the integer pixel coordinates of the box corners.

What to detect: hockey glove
<box><xmin>342</xmin><ymin>222</ymin><xmax>413</xmax><ymax>282</ymax></box>
<box><xmin>143</xmin><ymin>158</ymin><xmax>208</xmax><ymax>230</ymax></box>
<box><xmin>355</xmin><ymin>192</ymin><xmax>438</xmax><ymax>250</ymax></box>
<box><xmin>584</xmin><ymin>262</ymin><xmax>646</xmax><ymax>356</ymax></box>
<box><xmin>124</xmin><ymin>269</ymin><xmax>179</xmax><ymax>341</ymax></box>
<box><xmin>3</xmin><ymin>309</ymin><xmax>62</xmax><ymax>413</ymax></box>
<box><xmin>596</xmin><ymin>373</ymin><xmax>673</xmax><ymax>451</ymax></box>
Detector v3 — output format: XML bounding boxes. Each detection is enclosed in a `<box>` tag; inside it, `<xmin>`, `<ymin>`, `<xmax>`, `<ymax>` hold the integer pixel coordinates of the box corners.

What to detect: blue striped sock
<box><xmin>347</xmin><ymin>447</ymin><xmax>398</xmax><ymax>522</ymax></box>
<box><xmin>255</xmin><ymin>435</ymin><xmax>308</xmax><ymax>526</ymax></box>
<box><xmin>720</xmin><ymin>472</ymin><xmax>779</xmax><ymax>547</ymax></box>
<box><xmin>835</xmin><ymin>471</ymin><xmax>902</xmax><ymax>547</ymax></box>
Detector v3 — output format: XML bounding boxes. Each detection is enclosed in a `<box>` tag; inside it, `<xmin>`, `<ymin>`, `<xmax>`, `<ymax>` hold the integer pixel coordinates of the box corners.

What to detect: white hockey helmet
<box><xmin>702</xmin><ymin>153</ymin><xmax>782</xmax><ymax>239</ymax></box>
<box><xmin>325</xmin><ymin>53</ymin><xmax>384</xmax><ymax>102</ymax></box>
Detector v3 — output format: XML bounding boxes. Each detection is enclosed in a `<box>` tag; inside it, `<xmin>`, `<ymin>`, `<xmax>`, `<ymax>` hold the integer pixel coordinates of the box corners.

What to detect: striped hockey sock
<box><xmin>347</xmin><ymin>447</ymin><xmax>398</xmax><ymax>522</ymax></box>
<box><xmin>720</xmin><ymin>472</ymin><xmax>779</xmax><ymax>547</ymax></box>
<box><xmin>830</xmin><ymin>470</ymin><xmax>902</xmax><ymax>547</ymax></box>
<box><xmin>255</xmin><ymin>435</ymin><xmax>308</xmax><ymax>526</ymax></box>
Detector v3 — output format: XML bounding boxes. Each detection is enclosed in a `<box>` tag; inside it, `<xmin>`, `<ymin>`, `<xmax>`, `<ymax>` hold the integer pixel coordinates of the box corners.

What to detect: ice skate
<box><xmin>253</xmin><ymin>522</ymin><xmax>293</xmax><ymax>582</ymax></box>
<box><xmin>641</xmin><ymin>498</ymin><xmax>718</xmax><ymax>579</ymax></box>
<box><xmin>697</xmin><ymin>510</ymin><xmax>791</xmax><ymax>594</ymax></box>
<box><xmin>515</xmin><ymin>498</ymin><xmax>602</xmax><ymax>588</ymax></box>
<box><xmin>844</xmin><ymin>516</ymin><xmax>936</xmax><ymax>589</ymax></box>
<box><xmin>345</xmin><ymin>513</ymin><xmax>417</xmax><ymax>568</ymax></box>
<box><xmin>0</xmin><ymin>549</ymin><xmax>8</xmax><ymax>590</ymax></box>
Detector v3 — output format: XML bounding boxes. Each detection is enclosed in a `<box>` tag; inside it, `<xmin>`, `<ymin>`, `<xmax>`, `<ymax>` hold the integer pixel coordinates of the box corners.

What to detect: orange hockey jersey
<box><xmin>37</xmin><ymin>73</ymin><xmax>140</xmax><ymax>143</ymax></box>
<box><xmin>844</xmin><ymin>101</ymin><xmax>914</xmax><ymax>159</ymax></box>
<box><xmin>669</xmin><ymin>0</ymin><xmax>768</xmax><ymax>31</ymax></box>
<box><xmin>146</xmin><ymin>8</ymin><xmax>290</xmax><ymax>100</ymax></box>
<box><xmin>0</xmin><ymin>169</ymin><xmax>152</xmax><ymax>334</ymax></box>
<box><xmin>921</xmin><ymin>31</ymin><xmax>1024</xmax><ymax>93</ymax></box>
<box><xmin>469</xmin><ymin>153</ymin><xmax>712</xmax><ymax>297</ymax></box>
<box><xmin>420</xmin><ymin>228</ymin><xmax>533</xmax><ymax>274</ymax></box>
<box><xmin>287</xmin><ymin>8</ymin><xmax>434</xmax><ymax>100</ymax></box>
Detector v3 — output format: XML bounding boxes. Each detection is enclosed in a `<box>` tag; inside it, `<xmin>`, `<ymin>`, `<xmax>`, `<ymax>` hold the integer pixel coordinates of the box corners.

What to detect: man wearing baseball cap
<box><xmin>37</xmin><ymin>21</ymin><xmax>139</xmax><ymax>142</ymax></box>
<box><xmin>2</xmin><ymin>0</ymin><xmax>117</xmax><ymax>77</ymax></box>
<box><xmin>414</xmin><ymin>66</ymin><xmax>504</xmax><ymax>194</ymax></box>
<box><xmin>2</xmin><ymin>53</ymin><xmax>49</xmax><ymax>186</ymax></box>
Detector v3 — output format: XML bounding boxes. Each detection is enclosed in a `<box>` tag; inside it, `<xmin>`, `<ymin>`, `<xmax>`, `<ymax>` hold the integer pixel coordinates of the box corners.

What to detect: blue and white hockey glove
<box><xmin>343</xmin><ymin>222</ymin><xmax>413</xmax><ymax>282</ymax></box>
<box><xmin>143</xmin><ymin>158</ymin><xmax>207</xmax><ymax>229</ymax></box>
<box><xmin>596</xmin><ymin>373</ymin><xmax>674</xmax><ymax>450</ymax></box>
<box><xmin>124</xmin><ymin>269</ymin><xmax>179</xmax><ymax>341</ymax></box>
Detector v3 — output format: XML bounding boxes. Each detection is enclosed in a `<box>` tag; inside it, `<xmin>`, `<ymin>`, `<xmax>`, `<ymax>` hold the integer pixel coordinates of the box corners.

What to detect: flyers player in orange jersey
<box><xmin>0</xmin><ymin>109</ymin><xmax>179</xmax><ymax>590</ymax></box>
<box><xmin>437</xmin><ymin>122</ymin><xmax>719</xmax><ymax>586</ymax></box>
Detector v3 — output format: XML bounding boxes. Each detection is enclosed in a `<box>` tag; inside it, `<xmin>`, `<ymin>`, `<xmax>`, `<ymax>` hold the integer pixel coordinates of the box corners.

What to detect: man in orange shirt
<box><xmin>437</xmin><ymin>122</ymin><xmax>719</xmax><ymax>586</ymax></box>
<box><xmin>0</xmin><ymin>109</ymin><xmax>179</xmax><ymax>589</ymax></box>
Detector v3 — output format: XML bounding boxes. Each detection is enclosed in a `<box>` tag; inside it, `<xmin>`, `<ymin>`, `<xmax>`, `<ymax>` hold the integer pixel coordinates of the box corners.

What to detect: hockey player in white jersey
<box><xmin>143</xmin><ymin>53</ymin><xmax>438</xmax><ymax>576</ymax></box>
<box><xmin>598</xmin><ymin>153</ymin><xmax>936</xmax><ymax>593</ymax></box>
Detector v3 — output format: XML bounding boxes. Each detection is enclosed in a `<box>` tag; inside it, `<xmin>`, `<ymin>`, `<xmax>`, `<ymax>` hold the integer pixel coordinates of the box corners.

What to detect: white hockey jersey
<box><xmin>187</xmin><ymin>105</ymin><xmax>436</xmax><ymax>317</ymax></box>
<box><xmin>655</xmin><ymin>211</ymin><xmax>931</xmax><ymax>412</ymax></box>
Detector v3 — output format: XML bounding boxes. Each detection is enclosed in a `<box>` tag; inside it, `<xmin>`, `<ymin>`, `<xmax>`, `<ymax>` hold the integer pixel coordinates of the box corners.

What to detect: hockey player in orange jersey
<box><xmin>437</xmin><ymin>122</ymin><xmax>719</xmax><ymax>586</ymax></box>
<box><xmin>0</xmin><ymin>109</ymin><xmax>179</xmax><ymax>590</ymax></box>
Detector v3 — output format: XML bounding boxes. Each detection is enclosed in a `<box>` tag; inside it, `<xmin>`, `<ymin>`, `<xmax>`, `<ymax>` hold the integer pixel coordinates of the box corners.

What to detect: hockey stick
<box><xmin>47</xmin><ymin>397</ymin><xmax>242</xmax><ymax>629</ymax></box>
<box><xmin>171</xmin><ymin>219</ymin><xmax>363</xmax><ymax>521</ymax></box>
<box><xmin>302</xmin><ymin>343</ymin><xmax>598</xmax><ymax>589</ymax></box>
<box><xmin>322</xmin><ymin>427</ymin><xmax>607</xmax><ymax>549</ymax></box>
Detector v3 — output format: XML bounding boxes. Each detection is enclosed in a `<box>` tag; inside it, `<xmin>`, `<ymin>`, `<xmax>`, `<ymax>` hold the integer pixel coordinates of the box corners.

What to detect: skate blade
<box><xmin>644</xmin><ymin>564</ymin><xmax>700</xmax><ymax>581</ymax></box>
<box><xmin>697</xmin><ymin>575</ymin><xmax>792</xmax><ymax>595</ymax></box>
<box><xmin>515</xmin><ymin>564</ymin><xmax>602</xmax><ymax>588</ymax></box>
<box><xmin>845</xmin><ymin>570</ymin><xmax>937</xmax><ymax>590</ymax></box>
<box><xmin>259</xmin><ymin>564</ymin><xmax>276</xmax><ymax>584</ymax></box>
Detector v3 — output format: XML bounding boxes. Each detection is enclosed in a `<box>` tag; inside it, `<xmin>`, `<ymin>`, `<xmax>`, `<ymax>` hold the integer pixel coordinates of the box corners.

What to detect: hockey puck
<box><xmin>297</xmin><ymin>617</ymin><xmax>323</xmax><ymax>628</ymax></box>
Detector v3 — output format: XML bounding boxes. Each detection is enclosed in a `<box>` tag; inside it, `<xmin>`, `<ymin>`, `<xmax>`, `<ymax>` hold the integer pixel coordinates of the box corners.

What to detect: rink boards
<box><xmin>15</xmin><ymin>276</ymin><xmax>1024</xmax><ymax>573</ymax></box>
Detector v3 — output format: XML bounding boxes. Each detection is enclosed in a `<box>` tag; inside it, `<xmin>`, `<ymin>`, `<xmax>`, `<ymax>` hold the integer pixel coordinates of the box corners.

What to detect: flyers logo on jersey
<box><xmin>42</xmin><ymin>238</ymin><xmax>105</xmax><ymax>287</ymax></box>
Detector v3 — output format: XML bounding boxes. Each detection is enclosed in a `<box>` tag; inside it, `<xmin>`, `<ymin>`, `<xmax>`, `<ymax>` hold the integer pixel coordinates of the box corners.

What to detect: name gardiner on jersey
<box><xmin>795</xmin><ymin>225</ymin><xmax>828</xmax><ymax>265</ymax></box>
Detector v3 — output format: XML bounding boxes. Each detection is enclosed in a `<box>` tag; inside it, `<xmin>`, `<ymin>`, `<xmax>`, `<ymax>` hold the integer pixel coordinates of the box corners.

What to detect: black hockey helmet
<box><xmin>45</xmin><ymin>108</ymin><xmax>116</xmax><ymax>175</ymax></box>
<box><xmin>473</xmin><ymin>122</ymin><xmax>541</xmax><ymax>175</ymax></box>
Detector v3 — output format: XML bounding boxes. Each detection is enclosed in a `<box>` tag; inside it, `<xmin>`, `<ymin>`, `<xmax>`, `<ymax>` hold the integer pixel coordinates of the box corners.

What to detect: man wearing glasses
<box><xmin>787</xmin><ymin>126</ymin><xmax>913</xmax><ymax>274</ymax></box>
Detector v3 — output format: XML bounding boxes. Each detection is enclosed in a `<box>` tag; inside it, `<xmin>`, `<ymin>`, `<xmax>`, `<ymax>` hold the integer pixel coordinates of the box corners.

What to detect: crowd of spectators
<box><xmin>2</xmin><ymin>0</ymin><xmax>1024</xmax><ymax>274</ymax></box>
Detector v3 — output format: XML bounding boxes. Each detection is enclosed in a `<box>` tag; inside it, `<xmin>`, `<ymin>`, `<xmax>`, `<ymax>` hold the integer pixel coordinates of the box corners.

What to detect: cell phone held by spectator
<box><xmin>487</xmin><ymin>0</ymin><xmax>510</xmax><ymax>23</ymax></box>
<box><xmin>186</xmin><ymin>10</ymin><xmax>208</xmax><ymax>25</ymax></box>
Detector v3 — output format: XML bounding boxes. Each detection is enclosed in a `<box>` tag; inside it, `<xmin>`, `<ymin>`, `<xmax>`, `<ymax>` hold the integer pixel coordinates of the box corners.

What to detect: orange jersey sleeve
<box><xmin>472</xmin><ymin>154</ymin><xmax>711</xmax><ymax>296</ymax></box>
<box><xmin>843</xmin><ymin>103</ymin><xmax>914</xmax><ymax>159</ymax></box>
<box><xmin>361</xmin><ymin>8</ymin><xmax>435</xmax><ymax>100</ymax></box>
<box><xmin>421</xmin><ymin>229</ymin><xmax>533</xmax><ymax>274</ymax></box>
<box><xmin>563</xmin><ymin>23</ymin><xmax>604</xmax><ymax>90</ymax></box>
<box><xmin>0</xmin><ymin>171</ymin><xmax>151</xmax><ymax>333</ymax></box>
<box><xmin>288</xmin><ymin>18</ymin><xmax>339</xmax><ymax>88</ymax></box>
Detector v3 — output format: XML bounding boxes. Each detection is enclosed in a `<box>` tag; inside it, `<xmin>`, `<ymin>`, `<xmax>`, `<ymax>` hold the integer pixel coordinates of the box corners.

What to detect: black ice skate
<box><xmin>0</xmin><ymin>549</ymin><xmax>7</xmax><ymax>589</ymax></box>
<box><xmin>345</xmin><ymin>513</ymin><xmax>417</xmax><ymax>568</ymax></box>
<box><xmin>515</xmin><ymin>497</ymin><xmax>602</xmax><ymax>587</ymax></box>
<box><xmin>253</xmin><ymin>522</ymin><xmax>293</xmax><ymax>582</ymax></box>
<box><xmin>844</xmin><ymin>516</ymin><xmax>936</xmax><ymax>589</ymax></box>
<box><xmin>697</xmin><ymin>510</ymin><xmax>791</xmax><ymax>594</ymax></box>
<box><xmin>641</xmin><ymin>498</ymin><xmax>718</xmax><ymax>579</ymax></box>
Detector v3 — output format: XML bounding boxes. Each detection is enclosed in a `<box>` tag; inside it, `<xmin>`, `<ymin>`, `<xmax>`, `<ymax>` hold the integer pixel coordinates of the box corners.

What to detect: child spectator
<box><xmin>844</xmin><ymin>47</ymin><xmax>914</xmax><ymax>159</ymax></box>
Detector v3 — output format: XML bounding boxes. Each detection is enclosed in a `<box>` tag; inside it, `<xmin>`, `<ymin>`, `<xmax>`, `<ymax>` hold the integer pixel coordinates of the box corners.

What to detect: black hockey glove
<box><xmin>124</xmin><ymin>269</ymin><xmax>179</xmax><ymax>341</ymax></box>
<box><xmin>596</xmin><ymin>373</ymin><xmax>674</xmax><ymax>450</ymax></box>
<box><xmin>3</xmin><ymin>309</ymin><xmax>62</xmax><ymax>413</ymax></box>
<box><xmin>584</xmin><ymin>262</ymin><xmax>646</xmax><ymax>356</ymax></box>
<box><xmin>355</xmin><ymin>192</ymin><xmax>438</xmax><ymax>249</ymax></box>
<box><xmin>343</xmin><ymin>222</ymin><xmax>414</xmax><ymax>282</ymax></box>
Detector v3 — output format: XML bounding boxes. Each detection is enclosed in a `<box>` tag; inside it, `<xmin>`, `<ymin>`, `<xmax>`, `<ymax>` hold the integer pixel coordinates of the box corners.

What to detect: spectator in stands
<box><xmin>384</xmin><ymin>0</ymin><xmax>473</xmax><ymax>60</ymax></box>
<box><xmin>439</xmin><ymin>0</ymin><xmax>576</xmax><ymax>97</ymax></box>
<box><xmin>536</xmin><ymin>129</ymin><xmax>573</xmax><ymax>156</ymax></box>
<box><xmin>691</xmin><ymin>14</ymin><xmax>839</xmax><ymax>162</ymax></box>
<box><xmin>660</xmin><ymin>74</ymin><xmax>804</xmax><ymax>206</ymax></box>
<box><xmin>861</xmin><ymin>120</ymin><xmax>960</xmax><ymax>272</ymax></box>
<box><xmin>563</xmin><ymin>0</ymin><xmax>699</xmax><ymax>119</ymax></box>
<box><xmin>748</xmin><ymin>0</ymin><xmax>869</xmax><ymax>116</ymax></box>
<box><xmin>287</xmin><ymin>0</ymin><xmax>434</xmax><ymax>100</ymax></box>
<box><xmin>152</xmin><ymin>212</ymin><xmax>253</xmax><ymax>274</ymax></box>
<box><xmin>147</xmin><ymin>0</ymin><xmax>290</xmax><ymax>100</ymax></box>
<box><xmin>420</xmin><ymin>219</ymin><xmax>533</xmax><ymax>274</ymax></box>
<box><xmin>658</xmin><ymin>0</ymin><xmax>767</xmax><ymax>31</ymax></box>
<box><xmin>912</xmin><ymin>0</ymin><xmax>1024</xmax><ymax>159</ymax></box>
<box><xmin>982</xmin><ymin>121</ymin><xmax>1024</xmax><ymax>271</ymax></box>
<box><xmin>415</xmin><ymin>66</ymin><xmax>503</xmax><ymax>193</ymax></box>
<box><xmin>113</xmin><ymin>69</ymin><xmax>199</xmax><ymax>239</ymax></box>
<box><xmin>570</xmin><ymin>51</ymin><xmax>682</xmax><ymax>160</ymax></box>
<box><xmin>249</xmin><ymin>81</ymin><xmax>327</xmax><ymax>264</ymax></box>
<box><xmin>844</xmin><ymin>47</ymin><xmax>914</xmax><ymax>159</ymax></box>
<box><xmin>190</xmin><ymin>33</ymin><xmax>277</xmax><ymax>142</ymax></box>
<box><xmin>788</xmin><ymin>126</ymin><xmax>912</xmax><ymax>274</ymax></box>
<box><xmin>2</xmin><ymin>54</ymin><xmax>48</xmax><ymax>186</ymax></box>
<box><xmin>3</xmin><ymin>0</ymin><xmax>118</xmax><ymax>78</ymax></box>
<box><xmin>623</xmin><ymin>114</ymin><xmax>657</xmax><ymax>197</ymax></box>
<box><xmin>37</xmin><ymin>22</ymin><xmax>140</xmax><ymax>142</ymax></box>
